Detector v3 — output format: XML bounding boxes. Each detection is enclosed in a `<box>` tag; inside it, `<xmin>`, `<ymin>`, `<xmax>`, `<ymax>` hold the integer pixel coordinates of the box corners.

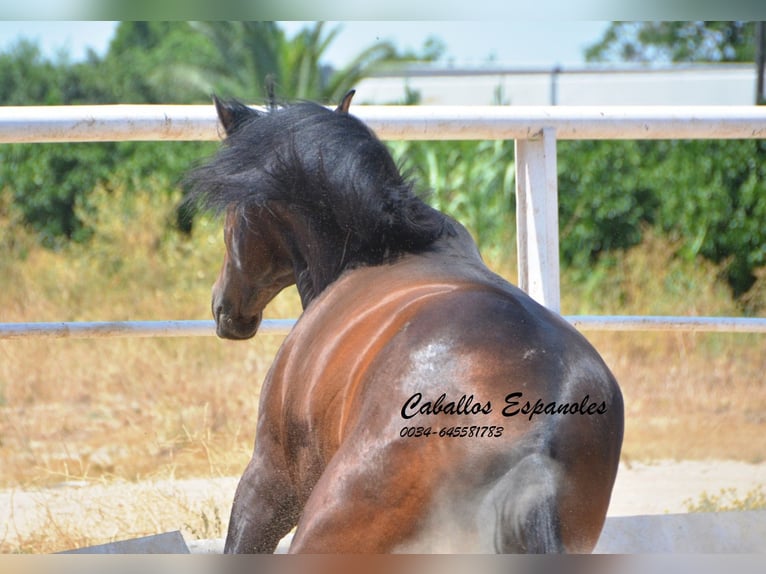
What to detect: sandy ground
<box><xmin>608</xmin><ymin>459</ymin><xmax>766</xmax><ymax>515</ymax></box>
<box><xmin>1</xmin><ymin>459</ymin><xmax>765</xmax><ymax>552</ymax></box>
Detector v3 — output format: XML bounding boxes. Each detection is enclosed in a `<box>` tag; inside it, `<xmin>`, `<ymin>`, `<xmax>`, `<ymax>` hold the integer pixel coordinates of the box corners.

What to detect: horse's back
<box><xmin>271</xmin><ymin>248</ymin><xmax>622</xmax><ymax>553</ymax></box>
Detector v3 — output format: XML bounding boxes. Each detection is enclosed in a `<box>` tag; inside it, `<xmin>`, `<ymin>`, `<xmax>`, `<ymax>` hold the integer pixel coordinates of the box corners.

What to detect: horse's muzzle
<box><xmin>214</xmin><ymin>308</ymin><xmax>262</xmax><ymax>340</ymax></box>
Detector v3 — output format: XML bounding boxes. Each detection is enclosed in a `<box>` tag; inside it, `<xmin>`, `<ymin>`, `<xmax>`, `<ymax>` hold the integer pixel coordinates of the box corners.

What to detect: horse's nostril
<box><xmin>213</xmin><ymin>304</ymin><xmax>239</xmax><ymax>327</ymax></box>
<box><xmin>213</xmin><ymin>303</ymin><xmax>225</xmax><ymax>322</ymax></box>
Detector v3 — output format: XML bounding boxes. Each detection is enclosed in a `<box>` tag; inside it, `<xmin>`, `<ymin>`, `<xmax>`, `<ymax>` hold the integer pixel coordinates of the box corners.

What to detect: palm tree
<box><xmin>181</xmin><ymin>21</ymin><xmax>406</xmax><ymax>104</ymax></box>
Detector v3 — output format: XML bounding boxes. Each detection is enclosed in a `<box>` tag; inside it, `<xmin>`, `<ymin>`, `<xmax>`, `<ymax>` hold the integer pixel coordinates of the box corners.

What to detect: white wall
<box><xmin>354</xmin><ymin>65</ymin><xmax>758</xmax><ymax>106</ymax></box>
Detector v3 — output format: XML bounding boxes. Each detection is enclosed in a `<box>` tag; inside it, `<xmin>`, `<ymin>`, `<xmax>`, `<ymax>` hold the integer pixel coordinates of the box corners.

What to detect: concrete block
<box><xmin>186</xmin><ymin>511</ymin><xmax>766</xmax><ymax>554</ymax></box>
<box><xmin>59</xmin><ymin>530</ymin><xmax>190</xmax><ymax>554</ymax></box>
<box><xmin>595</xmin><ymin>511</ymin><xmax>766</xmax><ymax>553</ymax></box>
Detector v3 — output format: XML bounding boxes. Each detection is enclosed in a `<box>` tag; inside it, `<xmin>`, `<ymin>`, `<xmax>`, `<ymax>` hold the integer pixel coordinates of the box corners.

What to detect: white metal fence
<box><xmin>1</xmin><ymin>104</ymin><xmax>765</xmax><ymax>338</ymax></box>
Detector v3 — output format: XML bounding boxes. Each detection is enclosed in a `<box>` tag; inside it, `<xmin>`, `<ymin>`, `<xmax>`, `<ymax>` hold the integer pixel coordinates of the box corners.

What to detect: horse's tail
<box><xmin>491</xmin><ymin>452</ymin><xmax>565</xmax><ymax>553</ymax></box>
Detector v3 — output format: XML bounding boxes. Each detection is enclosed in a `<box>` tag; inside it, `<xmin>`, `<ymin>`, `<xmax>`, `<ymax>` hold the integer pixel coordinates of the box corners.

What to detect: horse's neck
<box><xmin>290</xmin><ymin>213</ymin><xmax>486</xmax><ymax>310</ymax></box>
<box><xmin>292</xmin><ymin>253</ymin><xmax>339</xmax><ymax>310</ymax></box>
<box><xmin>432</xmin><ymin>218</ymin><xmax>485</xmax><ymax>264</ymax></box>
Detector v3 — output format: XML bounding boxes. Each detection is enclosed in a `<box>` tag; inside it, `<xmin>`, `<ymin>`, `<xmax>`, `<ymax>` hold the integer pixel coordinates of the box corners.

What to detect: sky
<box><xmin>0</xmin><ymin>21</ymin><xmax>611</xmax><ymax>69</ymax></box>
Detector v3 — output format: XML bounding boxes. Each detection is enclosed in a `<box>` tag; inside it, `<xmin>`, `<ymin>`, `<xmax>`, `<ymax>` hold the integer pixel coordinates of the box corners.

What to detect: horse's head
<box><xmin>208</xmin><ymin>91</ymin><xmax>357</xmax><ymax>339</ymax></box>
<box><xmin>189</xmin><ymin>89</ymin><xmax>448</xmax><ymax>339</ymax></box>
<box><xmin>212</xmin><ymin>204</ymin><xmax>294</xmax><ymax>339</ymax></box>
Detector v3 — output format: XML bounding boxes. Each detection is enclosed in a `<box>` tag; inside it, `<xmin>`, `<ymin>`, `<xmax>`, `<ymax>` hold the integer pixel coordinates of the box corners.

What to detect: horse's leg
<box><xmin>286</xmin><ymin>439</ymin><xmax>451</xmax><ymax>553</ymax></box>
<box><xmin>224</xmin><ymin>437</ymin><xmax>300</xmax><ymax>553</ymax></box>
<box><xmin>551</xmin><ymin>412</ymin><xmax>623</xmax><ymax>552</ymax></box>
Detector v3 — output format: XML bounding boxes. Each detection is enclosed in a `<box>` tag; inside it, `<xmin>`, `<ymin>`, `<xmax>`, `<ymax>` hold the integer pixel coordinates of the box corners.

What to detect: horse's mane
<box><xmin>185</xmin><ymin>99</ymin><xmax>452</xmax><ymax>266</ymax></box>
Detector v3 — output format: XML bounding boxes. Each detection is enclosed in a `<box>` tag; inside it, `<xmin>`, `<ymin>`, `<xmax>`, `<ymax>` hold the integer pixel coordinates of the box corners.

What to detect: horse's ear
<box><xmin>213</xmin><ymin>95</ymin><xmax>258</xmax><ymax>136</ymax></box>
<box><xmin>335</xmin><ymin>89</ymin><xmax>355</xmax><ymax>114</ymax></box>
<box><xmin>265</xmin><ymin>74</ymin><xmax>278</xmax><ymax>111</ymax></box>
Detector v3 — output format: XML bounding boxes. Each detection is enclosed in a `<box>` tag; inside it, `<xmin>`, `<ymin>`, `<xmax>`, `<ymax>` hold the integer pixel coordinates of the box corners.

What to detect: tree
<box><xmin>177</xmin><ymin>21</ymin><xmax>438</xmax><ymax>103</ymax></box>
<box><xmin>0</xmin><ymin>40</ymin><xmax>66</xmax><ymax>104</ymax></box>
<box><xmin>585</xmin><ymin>22</ymin><xmax>756</xmax><ymax>64</ymax></box>
<box><xmin>0</xmin><ymin>21</ymin><xmax>444</xmax><ymax>244</ymax></box>
<box><xmin>0</xmin><ymin>22</ymin><xmax>218</xmax><ymax>242</ymax></box>
<box><xmin>102</xmin><ymin>21</ymin><xmax>219</xmax><ymax>104</ymax></box>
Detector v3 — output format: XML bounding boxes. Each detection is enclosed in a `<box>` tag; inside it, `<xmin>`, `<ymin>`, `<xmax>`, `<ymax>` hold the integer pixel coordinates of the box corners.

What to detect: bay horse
<box><xmin>186</xmin><ymin>91</ymin><xmax>624</xmax><ymax>553</ymax></box>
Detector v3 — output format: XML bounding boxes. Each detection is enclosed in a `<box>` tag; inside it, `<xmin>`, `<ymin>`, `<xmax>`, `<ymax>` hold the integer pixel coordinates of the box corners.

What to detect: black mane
<box><xmin>186</xmin><ymin>99</ymin><xmax>451</xmax><ymax>269</ymax></box>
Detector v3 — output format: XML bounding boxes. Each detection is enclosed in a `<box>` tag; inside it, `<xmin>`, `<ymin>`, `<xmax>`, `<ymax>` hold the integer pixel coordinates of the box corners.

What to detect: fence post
<box><xmin>515</xmin><ymin>127</ymin><xmax>561</xmax><ymax>313</ymax></box>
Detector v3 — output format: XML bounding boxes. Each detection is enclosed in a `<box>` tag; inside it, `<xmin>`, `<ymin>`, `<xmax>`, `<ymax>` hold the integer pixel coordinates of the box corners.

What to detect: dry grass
<box><xmin>1</xmin><ymin>476</ymin><xmax>236</xmax><ymax>553</ymax></box>
<box><xmin>587</xmin><ymin>330</ymin><xmax>765</xmax><ymax>462</ymax></box>
<box><xmin>0</xmin><ymin>189</ymin><xmax>764</xmax><ymax>552</ymax></box>
<box><xmin>1</xmin><ymin>187</ymin><xmax>296</xmax><ymax>490</ymax></box>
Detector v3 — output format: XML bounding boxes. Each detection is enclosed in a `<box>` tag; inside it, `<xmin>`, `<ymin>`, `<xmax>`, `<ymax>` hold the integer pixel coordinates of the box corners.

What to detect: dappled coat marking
<box><xmin>185</xmin><ymin>91</ymin><xmax>624</xmax><ymax>553</ymax></box>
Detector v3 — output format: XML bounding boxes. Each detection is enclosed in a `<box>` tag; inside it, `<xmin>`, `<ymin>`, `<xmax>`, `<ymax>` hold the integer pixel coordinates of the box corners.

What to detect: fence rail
<box><xmin>2</xmin><ymin>104</ymin><xmax>766</xmax><ymax>143</ymax></box>
<box><xmin>1</xmin><ymin>104</ymin><xmax>765</xmax><ymax>337</ymax></box>
<box><xmin>0</xmin><ymin>320</ymin><xmax>289</xmax><ymax>339</ymax></box>
<box><xmin>1</xmin><ymin>316</ymin><xmax>765</xmax><ymax>340</ymax></box>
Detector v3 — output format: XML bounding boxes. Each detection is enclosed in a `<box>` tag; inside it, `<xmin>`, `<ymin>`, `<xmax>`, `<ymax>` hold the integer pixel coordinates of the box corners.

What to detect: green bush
<box><xmin>558</xmin><ymin>140</ymin><xmax>657</xmax><ymax>271</ymax></box>
<box><xmin>389</xmin><ymin>139</ymin><xmax>516</xmax><ymax>264</ymax></box>
<box><xmin>558</xmin><ymin>139</ymin><xmax>766</xmax><ymax>299</ymax></box>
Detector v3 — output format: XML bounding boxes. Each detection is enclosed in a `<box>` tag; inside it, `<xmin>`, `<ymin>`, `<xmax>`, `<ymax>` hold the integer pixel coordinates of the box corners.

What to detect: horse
<box><xmin>185</xmin><ymin>90</ymin><xmax>624</xmax><ymax>553</ymax></box>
